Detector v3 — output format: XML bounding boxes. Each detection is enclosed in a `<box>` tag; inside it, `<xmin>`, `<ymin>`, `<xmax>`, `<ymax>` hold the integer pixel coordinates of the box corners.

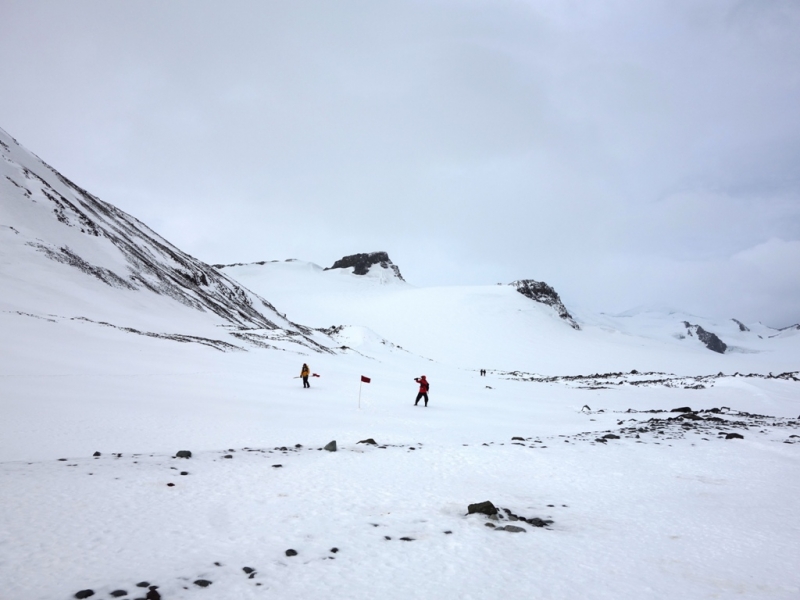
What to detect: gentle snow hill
<box><xmin>0</xmin><ymin>127</ymin><xmax>328</xmax><ymax>353</ymax></box>
<box><xmin>220</xmin><ymin>259</ymin><xmax>800</xmax><ymax>375</ymax></box>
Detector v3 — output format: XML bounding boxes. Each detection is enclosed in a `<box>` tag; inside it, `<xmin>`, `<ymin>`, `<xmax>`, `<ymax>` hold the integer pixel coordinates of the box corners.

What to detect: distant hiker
<box><xmin>414</xmin><ymin>375</ymin><xmax>429</xmax><ymax>407</ymax></box>
<box><xmin>480</xmin><ymin>369</ymin><xmax>486</xmax><ymax>376</ymax></box>
<box><xmin>301</xmin><ymin>363</ymin><xmax>311</xmax><ymax>388</ymax></box>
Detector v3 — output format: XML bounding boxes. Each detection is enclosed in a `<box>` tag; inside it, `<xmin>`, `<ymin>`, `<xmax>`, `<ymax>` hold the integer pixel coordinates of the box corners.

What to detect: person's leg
<box><xmin>424</xmin><ymin>393</ymin><xmax>428</xmax><ymax>407</ymax></box>
<box><xmin>414</xmin><ymin>392</ymin><xmax>422</xmax><ymax>405</ymax></box>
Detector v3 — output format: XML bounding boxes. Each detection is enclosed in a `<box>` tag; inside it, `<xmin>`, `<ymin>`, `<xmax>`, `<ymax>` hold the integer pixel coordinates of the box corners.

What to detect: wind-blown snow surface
<box><xmin>2</xmin><ymin>128</ymin><xmax>800</xmax><ymax>599</ymax></box>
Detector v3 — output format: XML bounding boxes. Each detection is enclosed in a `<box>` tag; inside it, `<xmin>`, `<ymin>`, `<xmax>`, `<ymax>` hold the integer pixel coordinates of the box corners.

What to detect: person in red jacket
<box><xmin>413</xmin><ymin>375</ymin><xmax>429</xmax><ymax>407</ymax></box>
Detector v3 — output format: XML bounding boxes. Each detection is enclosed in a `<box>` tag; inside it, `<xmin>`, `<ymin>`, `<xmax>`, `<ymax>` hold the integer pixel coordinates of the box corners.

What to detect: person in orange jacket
<box><xmin>413</xmin><ymin>375</ymin><xmax>429</xmax><ymax>407</ymax></box>
<box><xmin>301</xmin><ymin>363</ymin><xmax>311</xmax><ymax>388</ymax></box>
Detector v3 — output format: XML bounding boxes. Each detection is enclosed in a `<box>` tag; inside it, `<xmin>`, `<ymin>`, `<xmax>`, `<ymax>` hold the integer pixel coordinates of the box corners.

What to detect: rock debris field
<box><xmin>2</xmin><ymin>404</ymin><xmax>798</xmax><ymax>600</ymax></box>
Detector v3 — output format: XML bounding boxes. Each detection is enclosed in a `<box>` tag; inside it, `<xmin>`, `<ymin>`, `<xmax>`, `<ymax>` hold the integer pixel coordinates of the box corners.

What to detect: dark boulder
<box><xmin>324</xmin><ymin>441</ymin><xmax>337</xmax><ymax>452</ymax></box>
<box><xmin>74</xmin><ymin>591</ymin><xmax>94</xmax><ymax>599</ymax></box>
<box><xmin>175</xmin><ymin>450</ymin><xmax>192</xmax><ymax>459</ymax></box>
<box><xmin>358</xmin><ymin>438</ymin><xmax>377</xmax><ymax>445</ymax></box>
<box><xmin>193</xmin><ymin>580</ymin><xmax>212</xmax><ymax>588</ymax></box>
<box><xmin>671</xmin><ymin>407</ymin><xmax>693</xmax><ymax>413</ymax></box>
<box><xmin>725</xmin><ymin>433</ymin><xmax>744</xmax><ymax>440</ymax></box>
<box><xmin>468</xmin><ymin>501</ymin><xmax>498</xmax><ymax>516</ymax></box>
<box><xmin>285</xmin><ymin>549</ymin><xmax>298</xmax><ymax>556</ymax></box>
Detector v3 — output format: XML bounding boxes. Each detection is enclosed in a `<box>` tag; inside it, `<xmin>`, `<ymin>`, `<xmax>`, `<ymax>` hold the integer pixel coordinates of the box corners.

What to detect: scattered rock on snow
<box><xmin>285</xmin><ymin>549</ymin><xmax>298</xmax><ymax>556</ymax></box>
<box><xmin>358</xmin><ymin>438</ymin><xmax>377</xmax><ymax>445</ymax></box>
<box><xmin>725</xmin><ymin>433</ymin><xmax>744</xmax><ymax>440</ymax></box>
<box><xmin>109</xmin><ymin>591</ymin><xmax>127</xmax><ymax>598</ymax></box>
<box><xmin>671</xmin><ymin>407</ymin><xmax>693</xmax><ymax>413</ymax></box>
<box><xmin>193</xmin><ymin>579</ymin><xmax>212</xmax><ymax>588</ymax></box>
<box><xmin>74</xmin><ymin>590</ymin><xmax>94</xmax><ymax>599</ymax></box>
<box><xmin>497</xmin><ymin>525</ymin><xmax>527</xmax><ymax>533</ymax></box>
<box><xmin>324</xmin><ymin>441</ymin><xmax>337</xmax><ymax>452</ymax></box>
<box><xmin>175</xmin><ymin>450</ymin><xmax>192</xmax><ymax>458</ymax></box>
<box><xmin>468</xmin><ymin>501</ymin><xmax>498</xmax><ymax>516</ymax></box>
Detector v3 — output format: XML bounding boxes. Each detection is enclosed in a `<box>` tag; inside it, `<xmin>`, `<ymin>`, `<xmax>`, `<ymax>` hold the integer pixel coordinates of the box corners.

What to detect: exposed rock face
<box><xmin>325</xmin><ymin>252</ymin><xmax>404</xmax><ymax>281</ymax></box>
<box><xmin>509</xmin><ymin>280</ymin><xmax>580</xmax><ymax>330</ymax></box>
<box><xmin>732</xmin><ymin>318</ymin><xmax>750</xmax><ymax>332</ymax></box>
<box><xmin>683</xmin><ymin>322</ymin><xmax>727</xmax><ymax>354</ymax></box>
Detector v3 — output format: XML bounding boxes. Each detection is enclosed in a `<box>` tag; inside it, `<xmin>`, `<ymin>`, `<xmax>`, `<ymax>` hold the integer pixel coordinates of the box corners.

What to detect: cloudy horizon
<box><xmin>2</xmin><ymin>0</ymin><xmax>799</xmax><ymax>327</ymax></box>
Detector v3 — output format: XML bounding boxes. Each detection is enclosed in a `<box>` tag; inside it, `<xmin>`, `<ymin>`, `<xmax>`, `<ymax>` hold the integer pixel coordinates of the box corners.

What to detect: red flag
<box><xmin>361</xmin><ymin>375</ymin><xmax>371</xmax><ymax>383</ymax></box>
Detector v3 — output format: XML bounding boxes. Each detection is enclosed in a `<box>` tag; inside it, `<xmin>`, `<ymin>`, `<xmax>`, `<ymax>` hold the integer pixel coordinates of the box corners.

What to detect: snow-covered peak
<box><xmin>0</xmin><ymin>126</ymin><xmax>329</xmax><ymax>353</ymax></box>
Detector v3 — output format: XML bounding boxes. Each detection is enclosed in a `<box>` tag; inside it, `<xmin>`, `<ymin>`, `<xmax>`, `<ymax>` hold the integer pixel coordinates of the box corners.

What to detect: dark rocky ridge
<box><xmin>732</xmin><ymin>318</ymin><xmax>750</xmax><ymax>332</ymax></box>
<box><xmin>683</xmin><ymin>322</ymin><xmax>727</xmax><ymax>354</ymax></box>
<box><xmin>509</xmin><ymin>280</ymin><xmax>580</xmax><ymax>330</ymax></box>
<box><xmin>325</xmin><ymin>251</ymin><xmax>405</xmax><ymax>281</ymax></box>
<box><xmin>1</xmin><ymin>127</ymin><xmax>327</xmax><ymax>352</ymax></box>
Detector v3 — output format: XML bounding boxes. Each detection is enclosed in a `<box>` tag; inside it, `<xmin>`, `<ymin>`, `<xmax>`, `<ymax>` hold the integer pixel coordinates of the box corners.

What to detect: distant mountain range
<box><xmin>2</xmin><ymin>126</ymin><xmax>798</xmax><ymax>374</ymax></box>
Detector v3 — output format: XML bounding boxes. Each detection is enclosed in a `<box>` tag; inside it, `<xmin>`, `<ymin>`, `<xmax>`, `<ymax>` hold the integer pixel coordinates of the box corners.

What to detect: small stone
<box><xmin>500</xmin><ymin>525</ymin><xmax>527</xmax><ymax>533</ymax></box>
<box><xmin>93</xmin><ymin>451</ymin><xmax>101</xmax><ymax>457</ymax></box>
<box><xmin>358</xmin><ymin>438</ymin><xmax>377</xmax><ymax>445</ymax></box>
<box><xmin>444</xmin><ymin>530</ymin><xmax>453</xmax><ymax>534</ymax></box>
<box><xmin>166</xmin><ymin>483</ymin><xmax>175</xmax><ymax>487</ymax></box>
<box><xmin>272</xmin><ymin>464</ymin><xmax>283</xmax><ymax>468</ymax></box>
<box><xmin>135</xmin><ymin>582</ymin><xmax>150</xmax><ymax>588</ymax></box>
<box><xmin>243</xmin><ymin>567</ymin><xmax>255</xmax><ymax>574</ymax></box>
<box><xmin>485</xmin><ymin>522</ymin><xmax>496</xmax><ymax>528</ymax></box>
<box><xmin>511</xmin><ymin>436</ymin><xmax>525</xmax><ymax>441</ymax></box>
<box><xmin>324</xmin><ymin>441</ymin><xmax>337</xmax><ymax>452</ymax></box>
<box><xmin>671</xmin><ymin>407</ymin><xmax>692</xmax><ymax>413</ymax></box>
<box><xmin>330</xmin><ymin>547</ymin><xmax>339</xmax><ymax>553</ymax></box>
<box><xmin>285</xmin><ymin>549</ymin><xmax>298</xmax><ymax>556</ymax></box>
<box><xmin>223</xmin><ymin>454</ymin><xmax>233</xmax><ymax>459</ymax></box>
<box><xmin>176</xmin><ymin>450</ymin><xmax>192</xmax><ymax>459</ymax></box>
<box><xmin>725</xmin><ymin>433</ymin><xmax>744</xmax><ymax>440</ymax></box>
<box><xmin>193</xmin><ymin>580</ymin><xmax>212</xmax><ymax>588</ymax></box>
<box><xmin>180</xmin><ymin>471</ymin><xmax>188</xmax><ymax>475</ymax></box>
<box><xmin>399</xmin><ymin>536</ymin><xmax>415</xmax><ymax>541</ymax></box>
<box><xmin>602</xmin><ymin>434</ymin><xmax>620</xmax><ymax>439</ymax></box>
<box><xmin>110</xmin><ymin>591</ymin><xmax>128</xmax><ymax>598</ymax></box>
<box><xmin>74</xmin><ymin>590</ymin><xmax>94</xmax><ymax>599</ymax></box>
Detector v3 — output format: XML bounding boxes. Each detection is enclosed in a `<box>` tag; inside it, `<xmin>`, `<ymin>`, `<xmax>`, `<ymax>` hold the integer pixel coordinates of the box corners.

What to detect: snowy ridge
<box><xmin>0</xmin><ymin>127</ymin><xmax>331</xmax><ymax>353</ymax></box>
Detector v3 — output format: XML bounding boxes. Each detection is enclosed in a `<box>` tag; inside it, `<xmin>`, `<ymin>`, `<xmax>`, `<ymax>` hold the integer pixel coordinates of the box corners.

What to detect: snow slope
<box><xmin>221</xmin><ymin>259</ymin><xmax>800</xmax><ymax>375</ymax></box>
<box><xmin>2</xmin><ymin>129</ymin><xmax>799</xmax><ymax>600</ymax></box>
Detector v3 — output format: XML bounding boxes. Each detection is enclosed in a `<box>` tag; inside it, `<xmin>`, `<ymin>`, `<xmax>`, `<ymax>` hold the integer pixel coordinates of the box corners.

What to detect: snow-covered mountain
<box><xmin>218</xmin><ymin>257</ymin><xmax>800</xmax><ymax>374</ymax></box>
<box><xmin>2</xmin><ymin>129</ymin><xmax>799</xmax><ymax>600</ymax></box>
<box><xmin>0</xmin><ymin>126</ymin><xmax>330</xmax><ymax>354</ymax></box>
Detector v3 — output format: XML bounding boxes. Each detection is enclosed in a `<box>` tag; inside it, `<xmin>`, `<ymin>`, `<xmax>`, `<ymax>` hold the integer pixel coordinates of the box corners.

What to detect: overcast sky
<box><xmin>2</xmin><ymin>0</ymin><xmax>799</xmax><ymax>326</ymax></box>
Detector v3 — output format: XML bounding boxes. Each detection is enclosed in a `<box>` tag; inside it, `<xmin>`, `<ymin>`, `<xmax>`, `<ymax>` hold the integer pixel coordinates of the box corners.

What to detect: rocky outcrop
<box><xmin>683</xmin><ymin>322</ymin><xmax>727</xmax><ymax>354</ymax></box>
<box><xmin>509</xmin><ymin>280</ymin><xmax>580</xmax><ymax>330</ymax></box>
<box><xmin>732</xmin><ymin>318</ymin><xmax>750</xmax><ymax>332</ymax></box>
<box><xmin>325</xmin><ymin>252</ymin><xmax>404</xmax><ymax>281</ymax></box>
